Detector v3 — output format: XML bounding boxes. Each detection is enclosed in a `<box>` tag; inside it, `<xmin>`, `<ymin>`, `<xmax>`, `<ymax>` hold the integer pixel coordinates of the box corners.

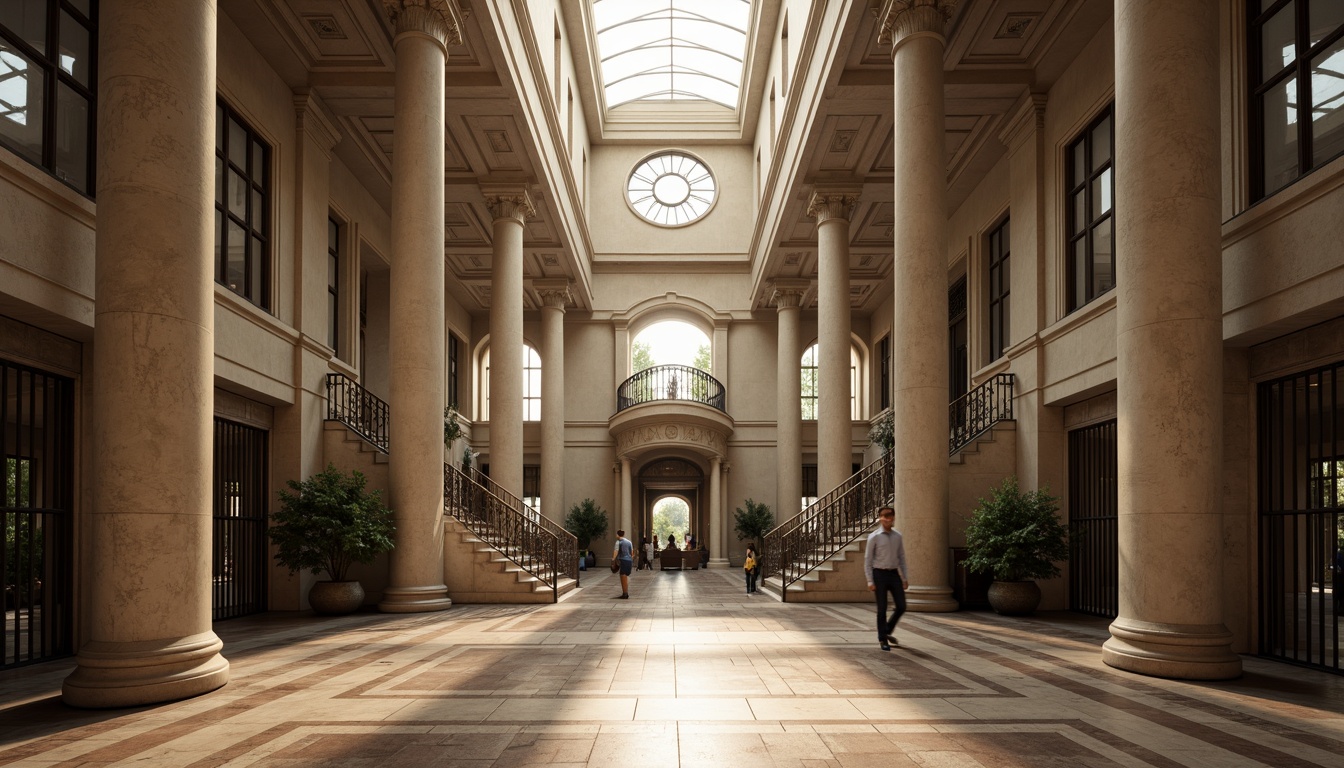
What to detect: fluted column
<box><xmin>882</xmin><ymin>0</ymin><xmax>957</xmax><ymax>612</ymax></box>
<box><xmin>63</xmin><ymin>0</ymin><xmax>227</xmax><ymax>708</ymax></box>
<box><xmin>379</xmin><ymin>0</ymin><xmax>459</xmax><ymax>614</ymax></box>
<box><xmin>484</xmin><ymin>187</ymin><xmax>533</xmax><ymax>498</ymax></box>
<box><xmin>1102</xmin><ymin>0</ymin><xmax>1239</xmax><ymax>680</ymax></box>
<box><xmin>809</xmin><ymin>189</ymin><xmax>860</xmax><ymax>493</ymax></box>
<box><xmin>538</xmin><ymin>281</ymin><xmax>570</xmax><ymax>521</ymax></box>
<box><xmin>620</xmin><ymin>457</ymin><xmax>633</xmax><ymax>538</ymax></box>
<box><xmin>773</xmin><ymin>281</ymin><xmax>807</xmax><ymax>518</ymax></box>
<box><xmin>709</xmin><ymin>456</ymin><xmax>724</xmax><ymax>567</ymax></box>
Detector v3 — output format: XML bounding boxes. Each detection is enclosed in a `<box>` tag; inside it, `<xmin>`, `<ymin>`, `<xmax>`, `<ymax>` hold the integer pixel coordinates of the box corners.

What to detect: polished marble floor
<box><xmin>2</xmin><ymin>568</ymin><xmax>1343</xmax><ymax>767</ymax></box>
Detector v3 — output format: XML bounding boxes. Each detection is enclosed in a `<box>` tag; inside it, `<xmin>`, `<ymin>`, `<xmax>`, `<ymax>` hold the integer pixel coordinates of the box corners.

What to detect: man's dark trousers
<box><xmin>873</xmin><ymin>568</ymin><xmax>906</xmax><ymax>640</ymax></box>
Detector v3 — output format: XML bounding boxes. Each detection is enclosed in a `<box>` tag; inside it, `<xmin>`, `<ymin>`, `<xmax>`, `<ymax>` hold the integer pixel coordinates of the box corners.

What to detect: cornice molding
<box><xmin>293</xmin><ymin>90</ymin><xmax>341</xmax><ymax>155</ymax></box>
<box><xmin>382</xmin><ymin>0</ymin><xmax>463</xmax><ymax>48</ymax></box>
<box><xmin>998</xmin><ymin>92</ymin><xmax>1048</xmax><ymax>153</ymax></box>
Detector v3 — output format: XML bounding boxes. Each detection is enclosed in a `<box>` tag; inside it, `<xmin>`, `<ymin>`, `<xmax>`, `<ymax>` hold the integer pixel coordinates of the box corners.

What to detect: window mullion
<box><xmin>1297</xmin><ymin>2</ymin><xmax>1312</xmax><ymax>176</ymax></box>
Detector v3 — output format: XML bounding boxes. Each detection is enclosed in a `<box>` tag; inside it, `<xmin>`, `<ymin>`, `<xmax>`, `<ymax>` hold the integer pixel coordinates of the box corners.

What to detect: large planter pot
<box><xmin>309</xmin><ymin>580</ymin><xmax>365</xmax><ymax>616</ymax></box>
<box><xmin>987</xmin><ymin>580</ymin><xmax>1041</xmax><ymax>616</ymax></box>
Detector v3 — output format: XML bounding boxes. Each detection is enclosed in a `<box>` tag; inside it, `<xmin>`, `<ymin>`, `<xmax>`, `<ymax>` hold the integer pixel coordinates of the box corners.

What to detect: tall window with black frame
<box><xmin>1066</xmin><ymin>107</ymin><xmax>1115</xmax><ymax>313</ymax></box>
<box><xmin>987</xmin><ymin>217</ymin><xmax>1010</xmax><ymax>362</ymax></box>
<box><xmin>214</xmin><ymin>100</ymin><xmax>271</xmax><ymax>311</ymax></box>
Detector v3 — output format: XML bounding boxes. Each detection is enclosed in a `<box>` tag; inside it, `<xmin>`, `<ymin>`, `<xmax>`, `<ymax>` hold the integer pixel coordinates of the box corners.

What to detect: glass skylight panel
<box><xmin>593</xmin><ymin>0</ymin><xmax>751</xmax><ymax>109</ymax></box>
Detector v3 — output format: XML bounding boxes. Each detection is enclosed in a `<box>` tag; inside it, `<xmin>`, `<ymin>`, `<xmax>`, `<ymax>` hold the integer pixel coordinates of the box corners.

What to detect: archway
<box><xmin>637</xmin><ymin>458</ymin><xmax>705</xmax><ymax>556</ymax></box>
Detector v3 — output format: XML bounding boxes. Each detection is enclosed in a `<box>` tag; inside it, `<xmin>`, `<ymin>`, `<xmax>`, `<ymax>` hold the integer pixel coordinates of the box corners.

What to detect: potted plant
<box><xmin>564</xmin><ymin>498</ymin><xmax>609</xmax><ymax>569</ymax></box>
<box><xmin>868</xmin><ymin>410</ymin><xmax>894</xmax><ymax>454</ymax></box>
<box><xmin>734</xmin><ymin>498</ymin><xmax>774</xmax><ymax>570</ymax></box>
<box><xmin>443</xmin><ymin>404</ymin><xmax>462</xmax><ymax>449</ymax></box>
<box><xmin>270</xmin><ymin>463</ymin><xmax>396</xmax><ymax>615</ymax></box>
<box><xmin>962</xmin><ymin>477</ymin><xmax>1068</xmax><ymax>616</ymax></box>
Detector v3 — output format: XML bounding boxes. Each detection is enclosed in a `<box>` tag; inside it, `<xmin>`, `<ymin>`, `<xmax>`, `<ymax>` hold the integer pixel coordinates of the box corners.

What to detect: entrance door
<box><xmin>212</xmin><ymin>417</ymin><xmax>269</xmax><ymax>620</ymax></box>
<box><xmin>639</xmin><ymin>458</ymin><xmax>704</xmax><ymax>553</ymax></box>
<box><xmin>1068</xmin><ymin>420</ymin><xmax>1118</xmax><ymax>618</ymax></box>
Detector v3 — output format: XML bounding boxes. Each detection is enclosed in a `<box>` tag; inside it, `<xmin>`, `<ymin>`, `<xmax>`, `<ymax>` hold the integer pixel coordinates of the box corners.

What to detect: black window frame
<box><xmin>987</xmin><ymin>217</ymin><xmax>1011</xmax><ymax>362</ymax></box>
<box><xmin>448</xmin><ymin>334</ymin><xmax>459</xmax><ymax>410</ymax></box>
<box><xmin>878</xmin><ymin>335</ymin><xmax>890</xmax><ymax>411</ymax></box>
<box><xmin>0</xmin><ymin>0</ymin><xmax>97</xmax><ymax>196</ymax></box>
<box><xmin>214</xmin><ymin>98</ymin><xmax>271</xmax><ymax>311</ymax></box>
<box><xmin>1065</xmin><ymin>106</ymin><xmax>1116</xmax><ymax>314</ymax></box>
<box><xmin>327</xmin><ymin>216</ymin><xmax>339</xmax><ymax>352</ymax></box>
<box><xmin>1248</xmin><ymin>0</ymin><xmax>1344</xmax><ymax>201</ymax></box>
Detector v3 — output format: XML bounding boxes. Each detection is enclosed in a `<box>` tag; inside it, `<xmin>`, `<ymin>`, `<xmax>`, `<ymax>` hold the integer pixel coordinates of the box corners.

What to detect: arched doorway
<box><xmin>638</xmin><ymin>458</ymin><xmax>705</xmax><ymax>554</ymax></box>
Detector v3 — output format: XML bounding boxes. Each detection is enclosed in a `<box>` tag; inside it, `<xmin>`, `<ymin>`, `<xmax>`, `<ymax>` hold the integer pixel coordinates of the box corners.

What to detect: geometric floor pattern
<box><xmin>3</xmin><ymin>567</ymin><xmax>1343</xmax><ymax>766</ymax></box>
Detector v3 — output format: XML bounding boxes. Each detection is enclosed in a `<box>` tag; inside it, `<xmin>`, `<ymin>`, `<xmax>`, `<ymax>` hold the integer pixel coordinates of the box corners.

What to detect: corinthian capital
<box><xmin>770</xmin><ymin>279</ymin><xmax>810</xmax><ymax>310</ymax></box>
<box><xmin>535</xmin><ymin>279</ymin><xmax>572</xmax><ymax>310</ymax></box>
<box><xmin>481</xmin><ymin>186</ymin><xmax>535</xmax><ymax>223</ymax></box>
<box><xmin>383</xmin><ymin>0</ymin><xmax>463</xmax><ymax>47</ymax></box>
<box><xmin>878</xmin><ymin>0</ymin><xmax>955</xmax><ymax>46</ymax></box>
<box><xmin>806</xmin><ymin>188</ymin><xmax>861</xmax><ymax>224</ymax></box>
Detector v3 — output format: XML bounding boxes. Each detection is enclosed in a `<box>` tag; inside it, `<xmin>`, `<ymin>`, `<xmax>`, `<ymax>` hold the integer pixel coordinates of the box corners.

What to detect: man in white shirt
<box><xmin>864</xmin><ymin>506</ymin><xmax>908</xmax><ymax>651</ymax></box>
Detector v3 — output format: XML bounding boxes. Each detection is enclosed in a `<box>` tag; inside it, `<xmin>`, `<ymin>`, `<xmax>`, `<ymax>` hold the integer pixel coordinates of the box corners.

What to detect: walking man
<box><xmin>613</xmin><ymin>529</ymin><xmax>634</xmax><ymax>599</ymax></box>
<box><xmin>864</xmin><ymin>506</ymin><xmax>908</xmax><ymax>651</ymax></box>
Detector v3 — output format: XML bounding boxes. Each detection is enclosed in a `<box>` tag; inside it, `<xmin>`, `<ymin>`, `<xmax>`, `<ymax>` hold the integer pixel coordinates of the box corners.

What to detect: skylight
<box><xmin>592</xmin><ymin>0</ymin><xmax>751</xmax><ymax>109</ymax></box>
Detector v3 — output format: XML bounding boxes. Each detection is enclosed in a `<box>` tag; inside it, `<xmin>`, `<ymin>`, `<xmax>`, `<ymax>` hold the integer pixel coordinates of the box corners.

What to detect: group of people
<box><xmin>611</xmin><ymin>504</ymin><xmax>911</xmax><ymax>654</ymax></box>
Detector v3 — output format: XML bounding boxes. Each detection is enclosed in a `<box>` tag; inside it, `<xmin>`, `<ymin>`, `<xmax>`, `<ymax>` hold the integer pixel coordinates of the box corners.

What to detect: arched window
<box><xmin>801</xmin><ymin>343</ymin><xmax>859</xmax><ymax>420</ymax></box>
<box><xmin>480</xmin><ymin>343</ymin><xmax>542</xmax><ymax>422</ymax></box>
<box><xmin>631</xmin><ymin>320</ymin><xmax>711</xmax><ymax>373</ymax></box>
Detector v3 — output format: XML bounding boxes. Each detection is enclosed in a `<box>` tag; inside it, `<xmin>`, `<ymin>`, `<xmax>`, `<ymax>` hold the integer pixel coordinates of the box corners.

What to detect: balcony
<box><xmin>609</xmin><ymin>365</ymin><xmax>734</xmax><ymax>460</ymax></box>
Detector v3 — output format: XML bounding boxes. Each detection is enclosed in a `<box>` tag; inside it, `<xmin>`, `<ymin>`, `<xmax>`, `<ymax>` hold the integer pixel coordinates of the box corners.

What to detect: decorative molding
<box><xmin>770</xmin><ymin>279</ymin><xmax>811</xmax><ymax>310</ymax></box>
<box><xmin>806</xmin><ymin>188</ymin><xmax>861</xmax><ymax>224</ymax></box>
<box><xmin>535</xmin><ymin>278</ymin><xmax>572</xmax><ymax>310</ymax></box>
<box><xmin>878</xmin><ymin>0</ymin><xmax>955</xmax><ymax>47</ymax></box>
<box><xmin>615</xmin><ymin>421</ymin><xmax>728</xmax><ymax>459</ymax></box>
<box><xmin>998</xmin><ymin>92</ymin><xmax>1047</xmax><ymax>153</ymax></box>
<box><xmin>293</xmin><ymin>90</ymin><xmax>341</xmax><ymax>155</ymax></box>
<box><xmin>481</xmin><ymin>186</ymin><xmax>535</xmax><ymax>223</ymax></box>
<box><xmin>381</xmin><ymin>0</ymin><xmax>463</xmax><ymax>48</ymax></box>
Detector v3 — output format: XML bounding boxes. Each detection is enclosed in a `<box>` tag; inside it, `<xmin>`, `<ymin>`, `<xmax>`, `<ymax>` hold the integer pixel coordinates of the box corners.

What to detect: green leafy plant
<box><xmin>734</xmin><ymin>498</ymin><xmax>775</xmax><ymax>542</ymax></box>
<box><xmin>868</xmin><ymin>410</ymin><xmax>894</xmax><ymax>454</ymax></box>
<box><xmin>963</xmin><ymin>477</ymin><xmax>1068</xmax><ymax>582</ymax></box>
<box><xmin>564</xmin><ymin>498</ymin><xmax>609</xmax><ymax>550</ymax></box>
<box><xmin>443</xmin><ymin>405</ymin><xmax>462</xmax><ymax>449</ymax></box>
<box><xmin>269</xmin><ymin>464</ymin><xmax>395</xmax><ymax>582</ymax></box>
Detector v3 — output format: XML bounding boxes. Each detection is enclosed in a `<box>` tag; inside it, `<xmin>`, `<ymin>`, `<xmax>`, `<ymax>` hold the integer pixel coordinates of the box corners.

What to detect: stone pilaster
<box><xmin>483</xmin><ymin>187</ymin><xmax>533</xmax><ymax>499</ymax></box>
<box><xmin>772</xmin><ymin>281</ymin><xmax>808</xmax><ymax>518</ymax></box>
<box><xmin>378</xmin><ymin>0</ymin><xmax>458</xmax><ymax>614</ymax></box>
<box><xmin>1102</xmin><ymin>0</ymin><xmax>1239</xmax><ymax>680</ymax></box>
<box><xmin>807</xmin><ymin>188</ymin><xmax>860</xmax><ymax>494</ymax></box>
<box><xmin>886</xmin><ymin>0</ymin><xmax>957</xmax><ymax>613</ymax></box>
<box><xmin>709</xmin><ymin>456</ymin><xmax>724</xmax><ymax>567</ymax></box>
<box><xmin>63</xmin><ymin>0</ymin><xmax>229</xmax><ymax>708</ymax></box>
<box><xmin>537</xmin><ymin>280</ymin><xmax>571</xmax><ymax>522</ymax></box>
<box><xmin>620</xmin><ymin>457</ymin><xmax>633</xmax><ymax>538</ymax></box>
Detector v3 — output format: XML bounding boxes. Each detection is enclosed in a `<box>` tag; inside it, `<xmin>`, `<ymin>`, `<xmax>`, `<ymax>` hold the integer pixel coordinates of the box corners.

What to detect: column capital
<box><xmin>383</xmin><ymin>0</ymin><xmax>463</xmax><ymax>47</ymax></box>
<box><xmin>481</xmin><ymin>186</ymin><xmax>535</xmax><ymax>223</ymax></box>
<box><xmin>806</xmin><ymin>188</ymin><xmax>861</xmax><ymax>224</ymax></box>
<box><xmin>535</xmin><ymin>279</ymin><xmax>572</xmax><ymax>310</ymax></box>
<box><xmin>770</xmin><ymin>279</ymin><xmax>810</xmax><ymax>310</ymax></box>
<box><xmin>998</xmin><ymin>92</ymin><xmax>1048</xmax><ymax>153</ymax></box>
<box><xmin>293</xmin><ymin>90</ymin><xmax>341</xmax><ymax>156</ymax></box>
<box><xmin>878</xmin><ymin>0</ymin><xmax>955</xmax><ymax>47</ymax></box>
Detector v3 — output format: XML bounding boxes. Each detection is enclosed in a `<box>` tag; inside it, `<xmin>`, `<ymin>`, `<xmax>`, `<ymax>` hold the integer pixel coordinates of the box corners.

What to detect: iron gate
<box><xmin>212</xmin><ymin>417</ymin><xmax>269</xmax><ymax>621</ymax></box>
<box><xmin>1068</xmin><ymin>419</ymin><xmax>1118</xmax><ymax>618</ymax></box>
<box><xmin>1259</xmin><ymin>364</ymin><xmax>1342</xmax><ymax>674</ymax></box>
<box><xmin>2</xmin><ymin>358</ymin><xmax>74</xmax><ymax>669</ymax></box>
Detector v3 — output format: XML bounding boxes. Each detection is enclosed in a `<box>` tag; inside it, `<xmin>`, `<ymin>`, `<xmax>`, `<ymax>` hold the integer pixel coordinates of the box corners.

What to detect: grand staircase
<box><xmin>761</xmin><ymin>373</ymin><xmax>1016</xmax><ymax>601</ymax></box>
<box><xmin>324</xmin><ymin>373</ymin><xmax>577</xmax><ymax>604</ymax></box>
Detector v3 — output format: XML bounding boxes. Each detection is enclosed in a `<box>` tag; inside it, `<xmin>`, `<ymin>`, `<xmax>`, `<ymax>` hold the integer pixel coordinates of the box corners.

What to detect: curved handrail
<box><xmin>443</xmin><ymin>463</ymin><xmax>579</xmax><ymax>600</ymax></box>
<box><xmin>616</xmin><ymin>364</ymin><xmax>725</xmax><ymax>412</ymax></box>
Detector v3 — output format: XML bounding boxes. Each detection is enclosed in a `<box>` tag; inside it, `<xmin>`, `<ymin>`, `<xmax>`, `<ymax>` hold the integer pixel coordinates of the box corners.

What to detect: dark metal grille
<box><xmin>325</xmin><ymin>373</ymin><xmax>388</xmax><ymax>452</ymax></box>
<box><xmin>1068</xmin><ymin>419</ymin><xmax>1118</xmax><ymax>618</ymax></box>
<box><xmin>212</xmin><ymin>417</ymin><xmax>268</xmax><ymax>621</ymax></box>
<box><xmin>445</xmin><ymin>464</ymin><xmax>579</xmax><ymax>601</ymax></box>
<box><xmin>948</xmin><ymin>373</ymin><xmax>1015</xmax><ymax>455</ymax></box>
<box><xmin>2</xmin><ymin>358</ymin><xmax>73</xmax><ymax>670</ymax></box>
<box><xmin>1259</xmin><ymin>364</ymin><xmax>1343</xmax><ymax>674</ymax></box>
<box><xmin>616</xmin><ymin>364</ymin><xmax>725</xmax><ymax>412</ymax></box>
<box><xmin>762</xmin><ymin>452</ymin><xmax>893</xmax><ymax>599</ymax></box>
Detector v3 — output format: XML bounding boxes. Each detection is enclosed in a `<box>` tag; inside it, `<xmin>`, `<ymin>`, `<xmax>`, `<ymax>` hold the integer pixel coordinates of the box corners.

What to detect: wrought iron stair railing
<box><xmin>444</xmin><ymin>463</ymin><xmax>579</xmax><ymax>601</ymax></box>
<box><xmin>761</xmin><ymin>451</ymin><xmax>894</xmax><ymax>598</ymax></box>
<box><xmin>325</xmin><ymin>373</ymin><xmax>389</xmax><ymax>453</ymax></box>
<box><xmin>949</xmin><ymin>373</ymin><xmax>1014</xmax><ymax>455</ymax></box>
<box><xmin>616</xmin><ymin>364</ymin><xmax>725</xmax><ymax>412</ymax></box>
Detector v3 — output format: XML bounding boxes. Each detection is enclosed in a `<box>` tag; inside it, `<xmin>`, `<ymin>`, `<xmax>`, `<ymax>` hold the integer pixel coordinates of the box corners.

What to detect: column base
<box><xmin>708</xmin><ymin>558</ymin><xmax>731</xmax><ymax>569</ymax></box>
<box><xmin>905</xmin><ymin>585</ymin><xmax>959</xmax><ymax>613</ymax></box>
<box><xmin>62</xmin><ymin>632</ymin><xmax>229</xmax><ymax>709</ymax></box>
<box><xmin>1102</xmin><ymin>616</ymin><xmax>1242</xmax><ymax>681</ymax></box>
<box><xmin>379</xmin><ymin>584</ymin><xmax>453</xmax><ymax>613</ymax></box>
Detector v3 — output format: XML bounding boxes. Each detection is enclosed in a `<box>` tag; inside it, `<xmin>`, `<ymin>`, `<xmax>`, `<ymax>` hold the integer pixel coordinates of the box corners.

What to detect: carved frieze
<box><xmin>614</xmin><ymin>420</ymin><xmax>728</xmax><ymax>459</ymax></box>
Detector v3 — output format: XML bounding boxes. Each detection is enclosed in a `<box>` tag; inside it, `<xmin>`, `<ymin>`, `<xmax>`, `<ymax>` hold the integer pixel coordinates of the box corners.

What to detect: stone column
<box><xmin>63</xmin><ymin>0</ymin><xmax>229</xmax><ymax>708</ymax></box>
<box><xmin>1102</xmin><ymin>0</ymin><xmax>1239</xmax><ymax>680</ymax></box>
<box><xmin>709</xmin><ymin>456</ymin><xmax>724</xmax><ymax>567</ymax></box>
<box><xmin>538</xmin><ymin>281</ymin><xmax>570</xmax><ymax>521</ymax></box>
<box><xmin>773</xmin><ymin>281</ymin><xmax>808</xmax><ymax>518</ymax></box>
<box><xmin>379</xmin><ymin>0</ymin><xmax>460</xmax><ymax>615</ymax></box>
<box><xmin>882</xmin><ymin>0</ymin><xmax>957</xmax><ymax>612</ymax></box>
<box><xmin>809</xmin><ymin>188</ymin><xmax>860</xmax><ymax>493</ymax></box>
<box><xmin>484</xmin><ymin>186</ymin><xmax>533</xmax><ymax>498</ymax></box>
<box><xmin>620</xmin><ymin>457</ymin><xmax>633</xmax><ymax>538</ymax></box>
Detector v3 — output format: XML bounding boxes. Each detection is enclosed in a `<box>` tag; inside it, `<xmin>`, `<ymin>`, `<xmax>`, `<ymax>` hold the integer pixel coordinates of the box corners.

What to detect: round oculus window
<box><xmin>626</xmin><ymin>152</ymin><xmax>716</xmax><ymax>226</ymax></box>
